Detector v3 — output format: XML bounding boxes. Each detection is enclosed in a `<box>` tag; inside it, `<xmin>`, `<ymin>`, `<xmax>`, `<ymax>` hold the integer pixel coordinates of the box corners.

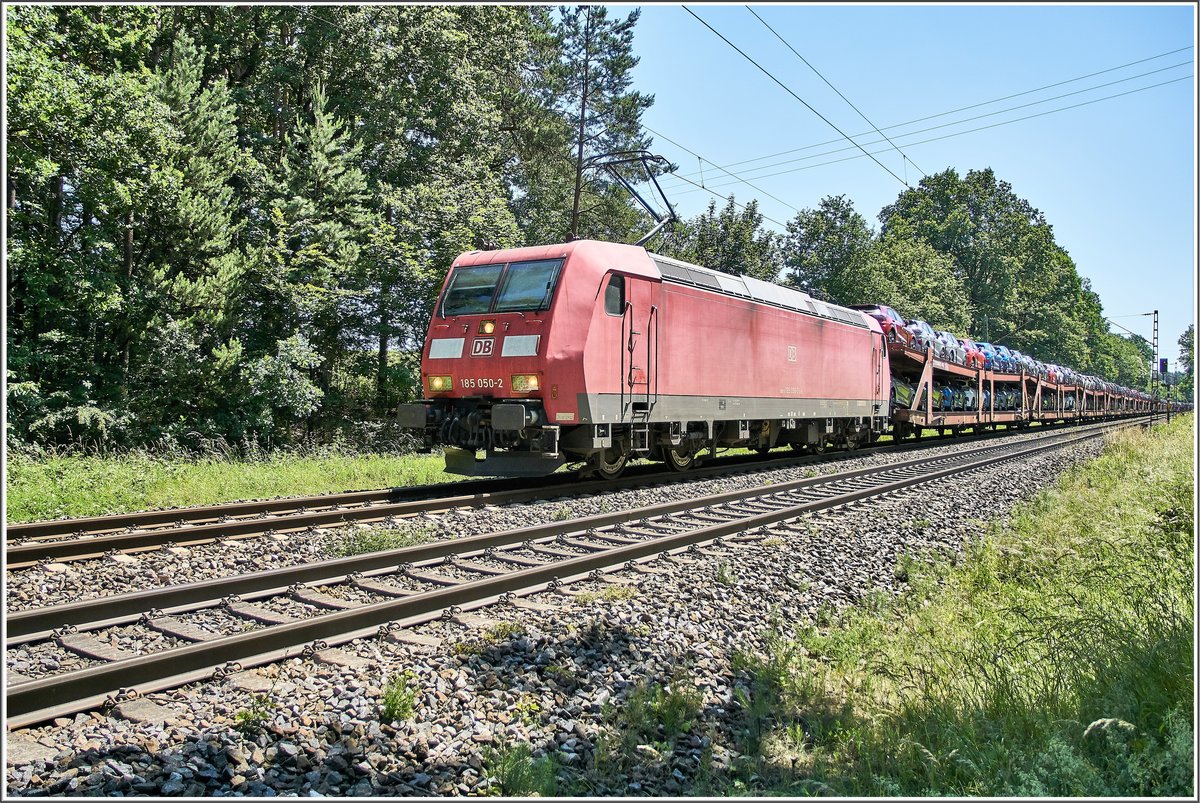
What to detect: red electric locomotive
<box><xmin>397</xmin><ymin>240</ymin><xmax>891</xmax><ymax>478</ymax></box>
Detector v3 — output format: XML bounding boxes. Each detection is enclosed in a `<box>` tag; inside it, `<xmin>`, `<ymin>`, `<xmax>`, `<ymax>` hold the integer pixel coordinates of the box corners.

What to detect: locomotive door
<box><xmin>605</xmin><ymin>272</ymin><xmax>657</xmax><ymax>421</ymax></box>
<box><xmin>872</xmin><ymin>331</ymin><xmax>884</xmax><ymax>413</ymax></box>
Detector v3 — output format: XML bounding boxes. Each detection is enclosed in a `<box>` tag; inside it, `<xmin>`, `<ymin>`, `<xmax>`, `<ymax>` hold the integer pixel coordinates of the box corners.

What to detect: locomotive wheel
<box><xmin>664</xmin><ymin>444</ymin><xmax>695</xmax><ymax>472</ymax></box>
<box><xmin>593</xmin><ymin>447</ymin><xmax>629</xmax><ymax>480</ymax></box>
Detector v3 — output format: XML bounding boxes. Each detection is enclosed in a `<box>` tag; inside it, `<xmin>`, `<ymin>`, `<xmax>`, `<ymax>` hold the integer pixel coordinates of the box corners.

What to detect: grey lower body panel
<box><xmin>576</xmin><ymin>393</ymin><xmax>885</xmax><ymax>424</ymax></box>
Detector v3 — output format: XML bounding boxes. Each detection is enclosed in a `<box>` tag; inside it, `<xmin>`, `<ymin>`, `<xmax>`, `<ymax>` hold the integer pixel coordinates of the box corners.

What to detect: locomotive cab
<box><xmin>396</xmin><ymin>249</ymin><xmax>576</xmax><ymax>475</ymax></box>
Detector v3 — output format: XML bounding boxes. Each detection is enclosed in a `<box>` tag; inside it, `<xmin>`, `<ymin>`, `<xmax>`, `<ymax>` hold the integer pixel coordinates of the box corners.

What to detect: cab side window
<box><xmin>604</xmin><ymin>274</ymin><xmax>625</xmax><ymax>316</ymax></box>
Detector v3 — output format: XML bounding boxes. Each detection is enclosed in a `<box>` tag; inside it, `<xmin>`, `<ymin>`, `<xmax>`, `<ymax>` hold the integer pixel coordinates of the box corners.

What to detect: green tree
<box><xmin>657</xmin><ymin>197</ymin><xmax>781</xmax><ymax>281</ymax></box>
<box><xmin>1175</xmin><ymin>324</ymin><xmax>1193</xmax><ymax>401</ymax></box>
<box><xmin>127</xmin><ymin>31</ymin><xmax>254</xmax><ymax>441</ymax></box>
<box><xmin>854</xmin><ymin>235</ymin><xmax>971</xmax><ymax>333</ymax></box>
<box><xmin>880</xmin><ymin>168</ymin><xmax>1097</xmax><ymax>367</ymax></box>
<box><xmin>555</xmin><ymin>5</ymin><xmax>655</xmax><ymax>242</ymax></box>
<box><xmin>1178</xmin><ymin>325</ymin><xmax>1193</xmax><ymax>375</ymax></box>
<box><xmin>781</xmin><ymin>195</ymin><xmax>874</xmax><ymax>300</ymax></box>
<box><xmin>252</xmin><ymin>80</ymin><xmax>372</xmax><ymax>416</ymax></box>
<box><xmin>6</xmin><ymin>5</ymin><xmax>174</xmax><ymax>444</ymax></box>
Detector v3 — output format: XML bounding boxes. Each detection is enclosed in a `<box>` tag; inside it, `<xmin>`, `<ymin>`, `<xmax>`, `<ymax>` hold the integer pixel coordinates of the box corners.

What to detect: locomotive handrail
<box><xmin>649</xmin><ymin>304</ymin><xmax>659</xmax><ymax>412</ymax></box>
<box><xmin>621</xmin><ymin>299</ymin><xmax>632</xmax><ymax>417</ymax></box>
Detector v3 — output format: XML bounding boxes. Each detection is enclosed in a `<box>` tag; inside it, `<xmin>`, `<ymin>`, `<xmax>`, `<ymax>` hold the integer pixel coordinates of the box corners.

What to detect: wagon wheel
<box><xmin>664</xmin><ymin>444</ymin><xmax>696</xmax><ymax>472</ymax></box>
<box><xmin>811</xmin><ymin>440</ymin><xmax>827</xmax><ymax>455</ymax></box>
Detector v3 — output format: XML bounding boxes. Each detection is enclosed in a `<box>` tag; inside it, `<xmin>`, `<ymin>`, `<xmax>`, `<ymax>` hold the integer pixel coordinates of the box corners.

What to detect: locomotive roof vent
<box><xmin>649</xmin><ymin>253</ymin><xmax>867</xmax><ymax>329</ymax></box>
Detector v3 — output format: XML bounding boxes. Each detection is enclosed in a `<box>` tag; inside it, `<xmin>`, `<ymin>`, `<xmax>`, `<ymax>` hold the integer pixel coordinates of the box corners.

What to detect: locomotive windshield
<box><xmin>440</xmin><ymin>258</ymin><xmax>563</xmax><ymax>317</ymax></box>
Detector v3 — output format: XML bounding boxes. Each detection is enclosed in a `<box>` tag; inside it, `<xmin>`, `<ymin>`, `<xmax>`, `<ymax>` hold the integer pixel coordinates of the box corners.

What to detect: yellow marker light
<box><xmin>428</xmin><ymin>375</ymin><xmax>453</xmax><ymax>392</ymax></box>
<box><xmin>511</xmin><ymin>374</ymin><xmax>540</xmax><ymax>393</ymax></box>
<box><xmin>479</xmin><ymin>320</ymin><xmax>496</xmax><ymax>334</ymax></box>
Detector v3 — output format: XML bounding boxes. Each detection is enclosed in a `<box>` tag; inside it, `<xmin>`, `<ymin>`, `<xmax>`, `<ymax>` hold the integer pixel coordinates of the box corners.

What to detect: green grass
<box><xmin>593</xmin><ymin>673</ymin><xmax>705</xmax><ymax>777</ymax></box>
<box><xmin>452</xmin><ymin>621</ymin><xmax>526</xmax><ymax>657</ymax></box>
<box><xmin>482</xmin><ymin>741</ymin><xmax>562</xmax><ymax>797</ymax></box>
<box><xmin>379</xmin><ymin>671</ymin><xmax>419</xmax><ymax>722</ymax></box>
<box><xmin>327</xmin><ymin>525</ymin><xmax>435</xmax><ymax>558</ymax></box>
<box><xmin>5</xmin><ymin>449</ymin><xmax>453</xmax><ymax>522</ymax></box>
<box><xmin>573</xmin><ymin>584</ymin><xmax>639</xmax><ymax>604</ymax></box>
<box><xmin>724</xmin><ymin>414</ymin><xmax>1195</xmax><ymax>796</ymax></box>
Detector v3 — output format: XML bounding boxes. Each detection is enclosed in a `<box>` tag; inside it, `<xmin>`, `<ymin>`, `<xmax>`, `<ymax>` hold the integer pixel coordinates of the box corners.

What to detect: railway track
<box><xmin>5</xmin><ymin>416</ymin><xmax>1144</xmax><ymax>729</ymax></box>
<box><xmin>5</xmin><ymin>417</ymin><xmax>1128</xmax><ymax>567</ymax></box>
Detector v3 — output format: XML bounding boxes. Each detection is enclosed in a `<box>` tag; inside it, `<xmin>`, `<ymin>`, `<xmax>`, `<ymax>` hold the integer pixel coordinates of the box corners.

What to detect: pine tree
<box><xmin>265</xmin><ymin>81</ymin><xmax>372</xmax><ymax>406</ymax></box>
<box><xmin>555</xmin><ymin>5</ymin><xmax>655</xmax><ymax>241</ymax></box>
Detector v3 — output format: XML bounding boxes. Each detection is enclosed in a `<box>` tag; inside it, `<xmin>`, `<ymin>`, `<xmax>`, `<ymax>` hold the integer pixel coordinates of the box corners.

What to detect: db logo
<box><xmin>471</xmin><ymin>338</ymin><xmax>495</xmax><ymax>357</ymax></box>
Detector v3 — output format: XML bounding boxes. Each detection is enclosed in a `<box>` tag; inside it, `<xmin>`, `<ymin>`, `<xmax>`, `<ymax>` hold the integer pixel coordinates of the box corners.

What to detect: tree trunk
<box><xmin>49</xmin><ymin>175</ymin><xmax>64</xmax><ymax>236</ymax></box>
<box><xmin>376</xmin><ymin>289</ymin><xmax>390</xmax><ymax>409</ymax></box>
<box><xmin>121</xmin><ymin>209</ymin><xmax>134</xmax><ymax>398</ymax></box>
<box><xmin>376</xmin><ymin>207</ymin><xmax>394</xmax><ymax>410</ymax></box>
<box><xmin>568</xmin><ymin>7</ymin><xmax>593</xmax><ymax>241</ymax></box>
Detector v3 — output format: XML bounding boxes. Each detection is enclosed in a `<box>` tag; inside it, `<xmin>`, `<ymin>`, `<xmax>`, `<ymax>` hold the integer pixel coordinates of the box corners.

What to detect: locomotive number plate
<box><xmin>461</xmin><ymin>378</ymin><xmax>503</xmax><ymax>390</ymax></box>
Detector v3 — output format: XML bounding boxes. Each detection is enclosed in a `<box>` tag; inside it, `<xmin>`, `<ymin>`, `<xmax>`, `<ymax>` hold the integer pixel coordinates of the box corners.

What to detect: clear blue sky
<box><xmin>621</xmin><ymin>2</ymin><xmax>1196</xmax><ymax>362</ymax></box>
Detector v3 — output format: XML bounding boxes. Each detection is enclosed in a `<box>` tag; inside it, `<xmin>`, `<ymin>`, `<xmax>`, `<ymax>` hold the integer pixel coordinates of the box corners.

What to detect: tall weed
<box><xmin>729</xmin><ymin>416</ymin><xmax>1195</xmax><ymax>796</ymax></box>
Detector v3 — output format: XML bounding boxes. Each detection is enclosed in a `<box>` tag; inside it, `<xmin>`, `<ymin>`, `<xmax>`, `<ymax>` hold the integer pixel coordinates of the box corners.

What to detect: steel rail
<box><xmin>6</xmin><ymin>419</ymin><xmax>1140</xmax><ymax>727</ymax></box>
<box><xmin>4</xmin><ymin>418</ymin><xmax>1133</xmax><ymax>642</ymax></box>
<box><xmin>4</xmin><ymin>415</ymin><xmax>1136</xmax><ymax>566</ymax></box>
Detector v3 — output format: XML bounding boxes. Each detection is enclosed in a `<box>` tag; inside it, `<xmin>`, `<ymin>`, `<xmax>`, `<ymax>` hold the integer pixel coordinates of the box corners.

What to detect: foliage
<box><xmin>657</xmin><ymin>196</ymin><xmax>781</xmax><ymax>281</ymax></box>
<box><xmin>880</xmin><ymin>168</ymin><xmax>1101</xmax><ymax>370</ymax></box>
<box><xmin>572</xmin><ymin>583</ymin><xmax>639</xmax><ymax>604</ymax></box>
<box><xmin>379</xmin><ymin>671</ymin><xmax>419</xmax><ymax>721</ymax></box>
<box><xmin>782</xmin><ymin>194</ymin><xmax>873</xmax><ymax>297</ymax></box>
<box><xmin>724</xmin><ymin>416</ymin><xmax>1195</xmax><ymax>796</ymax></box>
<box><xmin>1178</xmin><ymin>324</ymin><xmax>1194</xmax><ymax>374</ymax></box>
<box><xmin>857</xmin><ymin>234</ymin><xmax>971</xmax><ymax>332</ymax></box>
<box><xmin>778</xmin><ymin>195</ymin><xmax>970</xmax><ymax>331</ymax></box>
<box><xmin>482</xmin><ymin>741</ymin><xmax>562</xmax><ymax>797</ymax></box>
<box><xmin>234</xmin><ymin>692</ymin><xmax>276</xmax><ymax>735</ymax></box>
<box><xmin>1177</xmin><ymin>325</ymin><xmax>1194</xmax><ymax>401</ymax></box>
<box><xmin>4</xmin><ymin>4</ymin><xmax>596</xmax><ymax>449</ymax></box>
<box><xmin>595</xmin><ymin>673</ymin><xmax>704</xmax><ymax>775</ymax></box>
<box><xmin>453</xmin><ymin>621</ymin><xmax>526</xmax><ymax>657</ymax></box>
<box><xmin>329</xmin><ymin>525</ymin><xmax>436</xmax><ymax>559</ymax></box>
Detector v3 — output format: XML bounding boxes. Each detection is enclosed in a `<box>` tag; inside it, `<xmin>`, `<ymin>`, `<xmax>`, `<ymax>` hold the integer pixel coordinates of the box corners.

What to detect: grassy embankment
<box><xmin>2</xmin><ymin>418</ymin><xmax>1099</xmax><ymax>523</ymax></box>
<box><xmin>725</xmin><ymin>414</ymin><xmax>1195</xmax><ymax>796</ymax></box>
<box><xmin>5</xmin><ymin>449</ymin><xmax>451</xmax><ymax>523</ymax></box>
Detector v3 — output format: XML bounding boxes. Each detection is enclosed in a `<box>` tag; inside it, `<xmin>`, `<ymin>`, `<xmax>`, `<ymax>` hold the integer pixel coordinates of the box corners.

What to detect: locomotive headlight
<box><xmin>511</xmin><ymin>374</ymin><xmax>540</xmax><ymax>393</ymax></box>
<box><xmin>479</xmin><ymin>320</ymin><xmax>496</xmax><ymax>334</ymax></box>
<box><xmin>428</xmin><ymin>375</ymin><xmax>453</xmax><ymax>392</ymax></box>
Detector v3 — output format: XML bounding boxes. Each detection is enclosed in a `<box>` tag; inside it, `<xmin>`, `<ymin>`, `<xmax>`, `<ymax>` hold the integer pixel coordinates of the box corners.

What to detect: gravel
<box><xmin>7</xmin><ymin>432</ymin><xmax>1108</xmax><ymax>796</ymax></box>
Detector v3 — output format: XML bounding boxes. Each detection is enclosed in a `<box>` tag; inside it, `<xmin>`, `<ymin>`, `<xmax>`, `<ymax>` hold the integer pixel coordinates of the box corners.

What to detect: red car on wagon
<box><xmin>848</xmin><ymin>304</ymin><xmax>913</xmax><ymax>348</ymax></box>
<box><xmin>957</xmin><ymin>337</ymin><xmax>986</xmax><ymax>369</ymax></box>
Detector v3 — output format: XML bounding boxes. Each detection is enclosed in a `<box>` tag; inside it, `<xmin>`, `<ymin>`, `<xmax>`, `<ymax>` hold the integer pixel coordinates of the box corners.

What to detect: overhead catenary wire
<box><xmin>673</xmin><ymin>44</ymin><xmax>1193</xmax><ymax>177</ymax></box>
<box><xmin>643</xmin><ymin>124</ymin><xmax>803</xmax><ymax>214</ymax></box>
<box><xmin>682</xmin><ymin>5</ymin><xmax>911</xmax><ymax>188</ymax></box>
<box><xmin>667</xmin><ymin>172</ymin><xmax>790</xmax><ymax>229</ymax></box>
<box><xmin>745</xmin><ymin>5</ymin><xmax>926</xmax><ymax>179</ymax></box>
<box><xmin>662</xmin><ymin>74</ymin><xmax>1192</xmax><ymax>196</ymax></box>
<box><xmin>663</xmin><ymin>59</ymin><xmax>1193</xmax><ymax>185</ymax></box>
